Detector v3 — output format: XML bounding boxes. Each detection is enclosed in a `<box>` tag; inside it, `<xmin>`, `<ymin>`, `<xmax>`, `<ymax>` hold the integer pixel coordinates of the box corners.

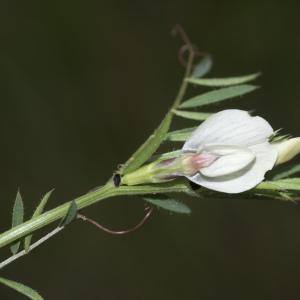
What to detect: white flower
<box><xmin>182</xmin><ymin>109</ymin><xmax>277</xmax><ymax>193</ymax></box>
<box><xmin>122</xmin><ymin>109</ymin><xmax>300</xmax><ymax>194</ymax></box>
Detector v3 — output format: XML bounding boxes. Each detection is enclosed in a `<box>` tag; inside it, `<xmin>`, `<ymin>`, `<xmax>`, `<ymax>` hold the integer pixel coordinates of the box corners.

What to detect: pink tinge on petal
<box><xmin>191</xmin><ymin>153</ymin><xmax>217</xmax><ymax>168</ymax></box>
<box><xmin>182</xmin><ymin>153</ymin><xmax>217</xmax><ymax>175</ymax></box>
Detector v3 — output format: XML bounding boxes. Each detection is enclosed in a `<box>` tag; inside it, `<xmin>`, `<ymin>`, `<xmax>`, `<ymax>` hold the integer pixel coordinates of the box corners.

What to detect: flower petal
<box><xmin>187</xmin><ymin>142</ymin><xmax>277</xmax><ymax>193</ymax></box>
<box><xmin>183</xmin><ymin>109</ymin><xmax>274</xmax><ymax>152</ymax></box>
<box><xmin>200</xmin><ymin>145</ymin><xmax>255</xmax><ymax>177</ymax></box>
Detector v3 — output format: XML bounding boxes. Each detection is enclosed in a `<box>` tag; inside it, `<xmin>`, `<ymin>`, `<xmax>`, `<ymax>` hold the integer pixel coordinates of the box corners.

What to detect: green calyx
<box><xmin>121</xmin><ymin>154</ymin><xmax>196</xmax><ymax>186</ymax></box>
<box><xmin>121</xmin><ymin>159</ymin><xmax>177</xmax><ymax>186</ymax></box>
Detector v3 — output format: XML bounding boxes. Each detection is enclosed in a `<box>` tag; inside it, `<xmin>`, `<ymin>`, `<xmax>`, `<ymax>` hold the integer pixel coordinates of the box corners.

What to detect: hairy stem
<box><xmin>0</xmin><ymin>180</ymin><xmax>190</xmax><ymax>249</ymax></box>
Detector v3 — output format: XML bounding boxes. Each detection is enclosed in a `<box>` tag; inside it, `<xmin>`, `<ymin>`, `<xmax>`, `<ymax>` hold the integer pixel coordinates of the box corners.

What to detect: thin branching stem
<box><xmin>172</xmin><ymin>27</ymin><xmax>195</xmax><ymax>108</ymax></box>
<box><xmin>0</xmin><ymin>226</ymin><xmax>64</xmax><ymax>270</ymax></box>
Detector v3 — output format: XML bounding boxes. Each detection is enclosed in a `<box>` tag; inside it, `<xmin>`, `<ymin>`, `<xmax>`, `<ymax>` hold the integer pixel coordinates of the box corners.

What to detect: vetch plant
<box><xmin>1</xmin><ymin>26</ymin><xmax>300</xmax><ymax>299</ymax></box>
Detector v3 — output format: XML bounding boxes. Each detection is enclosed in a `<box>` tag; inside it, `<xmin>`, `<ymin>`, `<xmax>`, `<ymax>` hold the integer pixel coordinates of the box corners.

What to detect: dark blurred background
<box><xmin>1</xmin><ymin>0</ymin><xmax>300</xmax><ymax>299</ymax></box>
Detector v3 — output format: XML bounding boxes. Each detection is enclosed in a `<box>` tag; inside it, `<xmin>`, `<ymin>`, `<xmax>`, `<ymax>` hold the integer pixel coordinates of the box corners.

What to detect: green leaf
<box><xmin>0</xmin><ymin>277</ymin><xmax>43</xmax><ymax>300</ymax></box>
<box><xmin>192</xmin><ymin>55</ymin><xmax>213</xmax><ymax>78</ymax></box>
<box><xmin>10</xmin><ymin>190</ymin><xmax>24</xmax><ymax>254</ymax></box>
<box><xmin>253</xmin><ymin>189</ymin><xmax>295</xmax><ymax>202</ymax></box>
<box><xmin>120</xmin><ymin>112</ymin><xmax>173</xmax><ymax>175</ymax></box>
<box><xmin>259</xmin><ymin>178</ymin><xmax>300</xmax><ymax>191</ymax></box>
<box><xmin>59</xmin><ymin>200</ymin><xmax>78</xmax><ymax>227</ymax></box>
<box><xmin>165</xmin><ymin>127</ymin><xmax>196</xmax><ymax>142</ymax></box>
<box><xmin>179</xmin><ymin>84</ymin><xmax>259</xmax><ymax>108</ymax></box>
<box><xmin>185</xmin><ymin>72</ymin><xmax>260</xmax><ymax>87</ymax></box>
<box><xmin>277</xmin><ymin>192</ymin><xmax>295</xmax><ymax>201</ymax></box>
<box><xmin>273</xmin><ymin>164</ymin><xmax>300</xmax><ymax>180</ymax></box>
<box><xmin>270</xmin><ymin>134</ymin><xmax>291</xmax><ymax>143</ymax></box>
<box><xmin>272</xmin><ymin>178</ymin><xmax>300</xmax><ymax>191</ymax></box>
<box><xmin>143</xmin><ymin>196</ymin><xmax>191</xmax><ymax>214</ymax></box>
<box><xmin>173</xmin><ymin>110</ymin><xmax>212</xmax><ymax>121</ymax></box>
<box><xmin>24</xmin><ymin>190</ymin><xmax>54</xmax><ymax>253</ymax></box>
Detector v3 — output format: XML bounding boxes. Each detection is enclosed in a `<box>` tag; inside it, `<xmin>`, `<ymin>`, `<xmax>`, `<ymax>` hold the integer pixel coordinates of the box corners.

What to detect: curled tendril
<box><xmin>77</xmin><ymin>206</ymin><xmax>154</xmax><ymax>235</ymax></box>
<box><xmin>172</xmin><ymin>24</ymin><xmax>209</xmax><ymax>67</ymax></box>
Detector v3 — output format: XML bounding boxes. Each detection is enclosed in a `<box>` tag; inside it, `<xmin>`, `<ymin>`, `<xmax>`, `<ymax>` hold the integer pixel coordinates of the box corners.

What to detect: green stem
<box><xmin>0</xmin><ymin>227</ymin><xmax>64</xmax><ymax>270</ymax></box>
<box><xmin>172</xmin><ymin>50</ymin><xmax>194</xmax><ymax>108</ymax></box>
<box><xmin>0</xmin><ymin>180</ymin><xmax>190</xmax><ymax>249</ymax></box>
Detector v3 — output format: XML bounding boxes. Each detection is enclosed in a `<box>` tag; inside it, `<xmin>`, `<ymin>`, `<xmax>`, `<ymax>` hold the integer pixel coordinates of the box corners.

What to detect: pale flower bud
<box><xmin>272</xmin><ymin>137</ymin><xmax>300</xmax><ymax>165</ymax></box>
